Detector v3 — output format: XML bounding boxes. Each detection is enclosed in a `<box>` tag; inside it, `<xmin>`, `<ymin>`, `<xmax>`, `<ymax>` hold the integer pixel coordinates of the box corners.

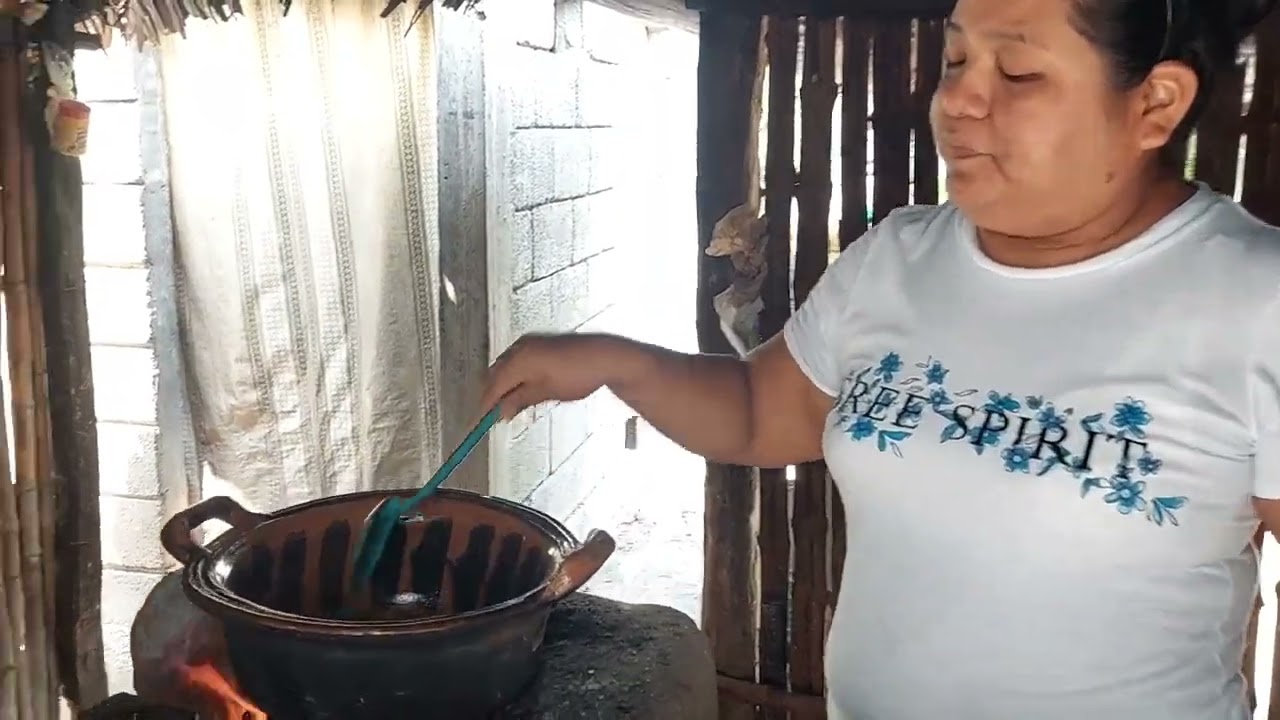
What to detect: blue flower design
<box><xmin>1035</xmin><ymin>404</ymin><xmax>1067</xmax><ymax>432</ymax></box>
<box><xmin>1080</xmin><ymin>413</ymin><xmax>1105</xmax><ymax>434</ymax></box>
<box><xmin>1110</xmin><ymin>397</ymin><xmax>1152</xmax><ymax>439</ymax></box>
<box><xmin>875</xmin><ymin>352</ymin><xmax>903</xmax><ymax>383</ymax></box>
<box><xmin>984</xmin><ymin>391</ymin><xmax>1021</xmax><ymax>414</ymax></box>
<box><xmin>1147</xmin><ymin>496</ymin><xmax>1187</xmax><ymax>526</ymax></box>
<box><xmin>1024</xmin><ymin>395</ymin><xmax>1045</xmax><ymax>411</ymax></box>
<box><xmin>848</xmin><ymin>416</ymin><xmax>876</xmax><ymax>440</ymax></box>
<box><xmin>1136</xmin><ymin>452</ymin><xmax>1163</xmax><ymax>476</ymax></box>
<box><xmin>1039</xmin><ymin>453</ymin><xmax>1089</xmax><ymax>479</ymax></box>
<box><xmin>967</xmin><ymin>426</ymin><xmax>1002</xmax><ymax>455</ymax></box>
<box><xmin>876</xmin><ymin>429</ymin><xmax>911</xmax><ymax>457</ymax></box>
<box><xmin>928</xmin><ymin>388</ymin><xmax>952</xmax><ymax>413</ymax></box>
<box><xmin>1104</xmin><ymin>477</ymin><xmax>1147</xmax><ymax>515</ymax></box>
<box><xmin>924</xmin><ymin>360</ymin><xmax>949</xmax><ymax>386</ymax></box>
<box><xmin>1001</xmin><ymin>445</ymin><xmax>1033</xmax><ymax>473</ymax></box>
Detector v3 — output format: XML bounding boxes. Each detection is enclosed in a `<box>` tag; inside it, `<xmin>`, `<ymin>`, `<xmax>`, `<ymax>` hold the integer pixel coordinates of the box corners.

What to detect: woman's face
<box><xmin>929</xmin><ymin>0</ymin><xmax>1153</xmax><ymax>236</ymax></box>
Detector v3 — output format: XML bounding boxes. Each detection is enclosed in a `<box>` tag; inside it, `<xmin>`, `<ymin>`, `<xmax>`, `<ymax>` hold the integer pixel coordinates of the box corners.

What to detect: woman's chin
<box><xmin>944</xmin><ymin>170</ymin><xmax>1001</xmax><ymax>208</ymax></box>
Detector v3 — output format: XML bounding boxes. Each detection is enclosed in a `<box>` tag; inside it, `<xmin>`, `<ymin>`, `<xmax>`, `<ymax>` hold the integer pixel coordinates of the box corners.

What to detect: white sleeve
<box><xmin>781</xmin><ymin>228</ymin><xmax>877</xmax><ymax>398</ymax></box>
<box><xmin>1250</xmin><ymin>291</ymin><xmax>1280</xmax><ymax>499</ymax></box>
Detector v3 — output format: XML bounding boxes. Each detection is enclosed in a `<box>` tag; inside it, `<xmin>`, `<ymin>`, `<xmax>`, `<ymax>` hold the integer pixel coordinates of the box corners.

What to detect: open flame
<box><xmin>177</xmin><ymin>662</ymin><xmax>268</xmax><ymax>720</ymax></box>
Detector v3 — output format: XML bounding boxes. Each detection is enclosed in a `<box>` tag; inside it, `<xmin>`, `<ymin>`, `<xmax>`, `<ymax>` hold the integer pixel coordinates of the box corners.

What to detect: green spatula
<box><xmin>350</xmin><ymin>406</ymin><xmax>501</xmax><ymax>591</ymax></box>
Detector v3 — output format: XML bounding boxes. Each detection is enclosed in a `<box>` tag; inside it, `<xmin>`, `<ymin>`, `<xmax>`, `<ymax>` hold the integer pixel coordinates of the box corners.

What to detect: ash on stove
<box><xmin>78</xmin><ymin>693</ymin><xmax>196</xmax><ymax>720</ymax></box>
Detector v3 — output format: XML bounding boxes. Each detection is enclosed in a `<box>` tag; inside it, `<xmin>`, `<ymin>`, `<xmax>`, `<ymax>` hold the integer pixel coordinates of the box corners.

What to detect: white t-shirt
<box><xmin>784</xmin><ymin>185</ymin><xmax>1280</xmax><ymax>720</ymax></box>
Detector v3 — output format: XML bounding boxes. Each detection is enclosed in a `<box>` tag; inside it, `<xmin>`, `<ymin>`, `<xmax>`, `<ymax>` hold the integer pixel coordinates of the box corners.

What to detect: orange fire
<box><xmin>177</xmin><ymin>662</ymin><xmax>268</xmax><ymax>720</ymax></box>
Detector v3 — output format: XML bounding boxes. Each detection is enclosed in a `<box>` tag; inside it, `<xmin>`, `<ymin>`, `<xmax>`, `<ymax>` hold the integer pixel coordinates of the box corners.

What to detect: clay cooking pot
<box><xmin>160</xmin><ymin>489</ymin><xmax>616</xmax><ymax>719</ymax></box>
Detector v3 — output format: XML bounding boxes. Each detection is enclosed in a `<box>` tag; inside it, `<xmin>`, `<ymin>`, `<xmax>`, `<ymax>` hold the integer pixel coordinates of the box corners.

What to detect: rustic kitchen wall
<box><xmin>75</xmin><ymin>43</ymin><xmax>199</xmax><ymax>693</ymax></box>
<box><xmin>490</xmin><ymin>0</ymin><xmax>697</xmax><ymax>526</ymax></box>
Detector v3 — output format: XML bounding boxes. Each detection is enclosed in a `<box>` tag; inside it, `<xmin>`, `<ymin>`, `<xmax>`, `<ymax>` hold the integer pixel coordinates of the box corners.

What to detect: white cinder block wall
<box><xmin>75</xmin><ymin>45</ymin><xmax>172</xmax><ymax>693</ymax></box>
<box><xmin>496</xmin><ymin>0</ymin><xmax>650</xmax><ymax>523</ymax></box>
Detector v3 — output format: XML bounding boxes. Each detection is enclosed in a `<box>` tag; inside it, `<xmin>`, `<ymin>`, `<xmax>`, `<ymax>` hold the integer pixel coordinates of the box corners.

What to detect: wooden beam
<box><xmin>685</xmin><ymin>0</ymin><xmax>955</xmax><ymax>19</ymax></box>
<box><xmin>696</xmin><ymin>11</ymin><xmax>764</xmax><ymax>720</ymax></box>
<box><xmin>592</xmin><ymin>0</ymin><xmax>698</xmax><ymax>33</ymax></box>
<box><xmin>436</xmin><ymin>5</ymin><xmax>493</xmax><ymax>494</ymax></box>
<box><xmin>34</xmin><ymin>84</ymin><xmax>110</xmax><ymax>712</ymax></box>
<box><xmin>717</xmin><ymin>674</ymin><xmax>827</xmax><ymax>715</ymax></box>
<box><xmin>757</xmin><ymin>16</ymin><xmax>797</xmax><ymax>719</ymax></box>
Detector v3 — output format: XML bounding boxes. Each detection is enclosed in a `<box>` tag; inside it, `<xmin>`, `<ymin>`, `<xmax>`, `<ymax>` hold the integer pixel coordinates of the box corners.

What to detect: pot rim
<box><xmin>181</xmin><ymin>488</ymin><xmax>579</xmax><ymax>636</ymax></box>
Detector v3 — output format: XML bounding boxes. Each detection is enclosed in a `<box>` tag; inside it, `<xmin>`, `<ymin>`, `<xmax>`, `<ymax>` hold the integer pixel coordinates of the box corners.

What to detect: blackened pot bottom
<box><xmin>225</xmin><ymin>609</ymin><xmax>549</xmax><ymax>719</ymax></box>
<box><xmin>226</xmin><ymin>593</ymin><xmax>719</xmax><ymax>720</ymax></box>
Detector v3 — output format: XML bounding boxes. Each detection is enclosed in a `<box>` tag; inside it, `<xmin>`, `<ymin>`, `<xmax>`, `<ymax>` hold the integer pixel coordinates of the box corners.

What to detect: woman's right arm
<box><xmin>603</xmin><ymin>333</ymin><xmax>832</xmax><ymax>468</ymax></box>
<box><xmin>481</xmin><ymin>331</ymin><xmax>833</xmax><ymax>470</ymax></box>
<box><xmin>483</xmin><ymin>211</ymin><xmax>885</xmax><ymax>468</ymax></box>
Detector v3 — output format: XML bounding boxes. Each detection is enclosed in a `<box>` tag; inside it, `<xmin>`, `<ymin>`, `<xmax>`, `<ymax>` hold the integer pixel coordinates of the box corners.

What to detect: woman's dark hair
<box><xmin>1070</xmin><ymin>0</ymin><xmax>1277</xmax><ymax>161</ymax></box>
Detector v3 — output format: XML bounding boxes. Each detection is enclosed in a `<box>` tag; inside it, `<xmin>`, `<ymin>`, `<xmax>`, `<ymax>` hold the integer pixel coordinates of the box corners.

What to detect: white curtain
<box><xmin>156</xmin><ymin>0</ymin><xmax>443</xmax><ymax>511</ymax></box>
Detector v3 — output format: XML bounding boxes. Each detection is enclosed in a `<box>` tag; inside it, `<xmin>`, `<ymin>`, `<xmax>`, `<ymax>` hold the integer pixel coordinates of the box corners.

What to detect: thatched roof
<box><xmin>13</xmin><ymin>0</ymin><xmax>478</xmax><ymax>49</ymax></box>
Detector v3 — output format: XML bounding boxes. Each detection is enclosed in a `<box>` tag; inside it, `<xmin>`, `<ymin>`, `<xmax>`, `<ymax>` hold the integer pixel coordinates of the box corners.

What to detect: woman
<box><xmin>480</xmin><ymin>0</ymin><xmax>1280</xmax><ymax>716</ymax></box>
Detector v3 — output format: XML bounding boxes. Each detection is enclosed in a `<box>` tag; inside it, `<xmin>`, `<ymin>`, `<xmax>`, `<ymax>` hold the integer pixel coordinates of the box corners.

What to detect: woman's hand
<box><xmin>480</xmin><ymin>333</ymin><xmax>626</xmax><ymax>420</ymax></box>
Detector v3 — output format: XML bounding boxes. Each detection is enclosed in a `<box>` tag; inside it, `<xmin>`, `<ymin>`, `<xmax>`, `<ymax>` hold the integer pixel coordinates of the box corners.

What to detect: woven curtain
<box><xmin>156</xmin><ymin>0</ymin><xmax>444</xmax><ymax>511</ymax></box>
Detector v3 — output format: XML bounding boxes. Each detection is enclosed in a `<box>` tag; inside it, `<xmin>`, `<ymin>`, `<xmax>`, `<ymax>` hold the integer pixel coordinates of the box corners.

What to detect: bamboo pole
<box><xmin>0</xmin><ymin>30</ymin><xmax>15</xmax><ymax>720</ymax></box>
<box><xmin>0</xmin><ymin>72</ymin><xmax>20</xmax><ymax>712</ymax></box>
<box><xmin>0</xmin><ymin>553</ymin><xmax>16</xmax><ymax>719</ymax></box>
<box><xmin>0</xmin><ymin>38</ymin><xmax>37</xmax><ymax>720</ymax></box>
<box><xmin>19</xmin><ymin>44</ymin><xmax>60</xmax><ymax>718</ymax></box>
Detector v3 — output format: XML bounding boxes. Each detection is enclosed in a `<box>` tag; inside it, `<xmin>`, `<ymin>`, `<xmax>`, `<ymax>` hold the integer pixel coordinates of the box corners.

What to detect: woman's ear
<box><xmin>1135</xmin><ymin>61</ymin><xmax>1199</xmax><ymax>151</ymax></box>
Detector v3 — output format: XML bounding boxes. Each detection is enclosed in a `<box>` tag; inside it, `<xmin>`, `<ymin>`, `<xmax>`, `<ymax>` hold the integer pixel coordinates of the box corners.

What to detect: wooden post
<box><xmin>790</xmin><ymin>18</ymin><xmax>838</xmax><ymax>716</ymax></box>
<box><xmin>695</xmin><ymin>10</ymin><xmax>764</xmax><ymax>719</ymax></box>
<box><xmin>757</xmin><ymin>15</ymin><xmax>797</xmax><ymax>718</ymax></box>
<box><xmin>27</xmin><ymin>51</ymin><xmax>109</xmax><ymax>712</ymax></box>
<box><xmin>436</xmin><ymin>5</ymin><xmax>492</xmax><ymax>494</ymax></box>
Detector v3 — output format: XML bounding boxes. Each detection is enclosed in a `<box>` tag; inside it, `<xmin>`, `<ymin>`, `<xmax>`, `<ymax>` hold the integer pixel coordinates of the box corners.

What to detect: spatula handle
<box><xmin>407</xmin><ymin>406</ymin><xmax>501</xmax><ymax>507</ymax></box>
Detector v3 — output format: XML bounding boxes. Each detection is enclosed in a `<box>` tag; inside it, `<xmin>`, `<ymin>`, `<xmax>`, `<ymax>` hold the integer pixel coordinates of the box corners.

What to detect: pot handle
<box><xmin>160</xmin><ymin>496</ymin><xmax>269</xmax><ymax>567</ymax></box>
<box><xmin>540</xmin><ymin>529</ymin><xmax>617</xmax><ymax>603</ymax></box>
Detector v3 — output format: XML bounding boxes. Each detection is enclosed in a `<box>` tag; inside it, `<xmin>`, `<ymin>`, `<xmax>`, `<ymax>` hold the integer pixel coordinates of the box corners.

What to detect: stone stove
<box><xmin>81</xmin><ymin>570</ymin><xmax>717</xmax><ymax>720</ymax></box>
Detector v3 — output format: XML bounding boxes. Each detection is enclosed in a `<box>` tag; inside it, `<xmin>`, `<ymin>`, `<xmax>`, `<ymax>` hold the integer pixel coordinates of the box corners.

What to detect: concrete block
<box><xmin>511</xmin><ymin>209</ymin><xmax>535</xmax><ymax>289</ymax></box>
<box><xmin>526</xmin><ymin>431</ymin><xmax>607</xmax><ymax>521</ymax></box>
<box><xmin>577</xmin><ymin>59</ymin><xmax>623</xmax><ymax>128</ymax></box>
<box><xmin>97</xmin><ymin>422</ymin><xmax>160</xmax><ymax>498</ymax></box>
<box><xmin>510</xmin><ymin>262</ymin><xmax>590</xmax><ymax>336</ymax></box>
<box><xmin>74</xmin><ymin>46</ymin><xmax>138</xmax><ymax>103</ymax></box>
<box><xmin>531</xmin><ymin>199</ymin><xmax>575</xmax><ymax>279</ymax></box>
<box><xmin>81</xmin><ymin>102</ymin><xmax>143</xmax><ymax>185</ymax></box>
<box><xmin>86</xmin><ymin>266</ymin><xmax>153</xmax><ymax>347</ymax></box>
<box><xmin>572</xmin><ymin>190</ymin><xmax>620</xmax><ymax>262</ymax></box>
<box><xmin>589</xmin><ymin>127</ymin><xmax>624</xmax><ymax>194</ymax></box>
<box><xmin>90</xmin><ymin>345</ymin><xmax>158</xmax><ymax>424</ymax></box>
<box><xmin>508</xmin><ymin>0</ymin><xmax>556</xmax><ymax>50</ymax></box>
<box><xmin>510</xmin><ymin>46</ymin><xmax>578</xmax><ymax>129</ymax></box>
<box><xmin>550</xmin><ymin>400</ymin><xmax>591</xmax><ymax>471</ymax></box>
<box><xmin>510</xmin><ymin>129</ymin><xmax>556</xmax><ymax>210</ymax></box>
<box><xmin>100</xmin><ymin>494</ymin><xmax>169</xmax><ymax>570</ymax></box>
<box><xmin>101</xmin><ymin>567</ymin><xmax>165</xmax><ymax>628</ymax></box>
<box><xmin>586</xmin><ymin>247</ymin><xmax>622</xmax><ymax>319</ymax></box>
<box><xmin>102</xmin><ymin>620</ymin><xmax>134</xmax><ymax>694</ymax></box>
<box><xmin>552</xmin><ymin>129</ymin><xmax>593</xmax><ymax>200</ymax></box>
<box><xmin>82</xmin><ymin>183</ymin><xmax>147</xmax><ymax>267</ymax></box>
<box><xmin>582</xmin><ymin>1</ymin><xmax>649</xmax><ymax>64</ymax></box>
<box><xmin>505</xmin><ymin>411</ymin><xmax>551</xmax><ymax>500</ymax></box>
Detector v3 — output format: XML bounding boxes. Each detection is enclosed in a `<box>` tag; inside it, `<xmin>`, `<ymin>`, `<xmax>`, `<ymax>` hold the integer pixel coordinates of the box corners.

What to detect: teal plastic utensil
<box><xmin>350</xmin><ymin>406</ymin><xmax>501</xmax><ymax>590</ymax></box>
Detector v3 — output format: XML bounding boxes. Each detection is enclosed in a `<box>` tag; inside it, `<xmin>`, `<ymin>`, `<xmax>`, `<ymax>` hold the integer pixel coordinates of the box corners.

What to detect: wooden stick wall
<box><xmin>699</xmin><ymin>7</ymin><xmax>1280</xmax><ymax>717</ymax></box>
<box><xmin>0</xmin><ymin>23</ymin><xmax>106</xmax><ymax>716</ymax></box>
<box><xmin>0</xmin><ymin>36</ymin><xmax>59</xmax><ymax>720</ymax></box>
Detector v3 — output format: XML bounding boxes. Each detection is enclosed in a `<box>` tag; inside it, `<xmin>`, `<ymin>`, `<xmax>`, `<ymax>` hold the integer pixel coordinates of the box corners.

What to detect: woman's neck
<box><xmin>975</xmin><ymin>174</ymin><xmax>1197</xmax><ymax>269</ymax></box>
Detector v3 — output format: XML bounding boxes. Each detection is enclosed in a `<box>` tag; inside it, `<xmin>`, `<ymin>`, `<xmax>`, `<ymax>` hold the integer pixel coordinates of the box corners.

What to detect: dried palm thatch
<box><xmin>56</xmin><ymin>0</ymin><xmax>480</xmax><ymax>48</ymax></box>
